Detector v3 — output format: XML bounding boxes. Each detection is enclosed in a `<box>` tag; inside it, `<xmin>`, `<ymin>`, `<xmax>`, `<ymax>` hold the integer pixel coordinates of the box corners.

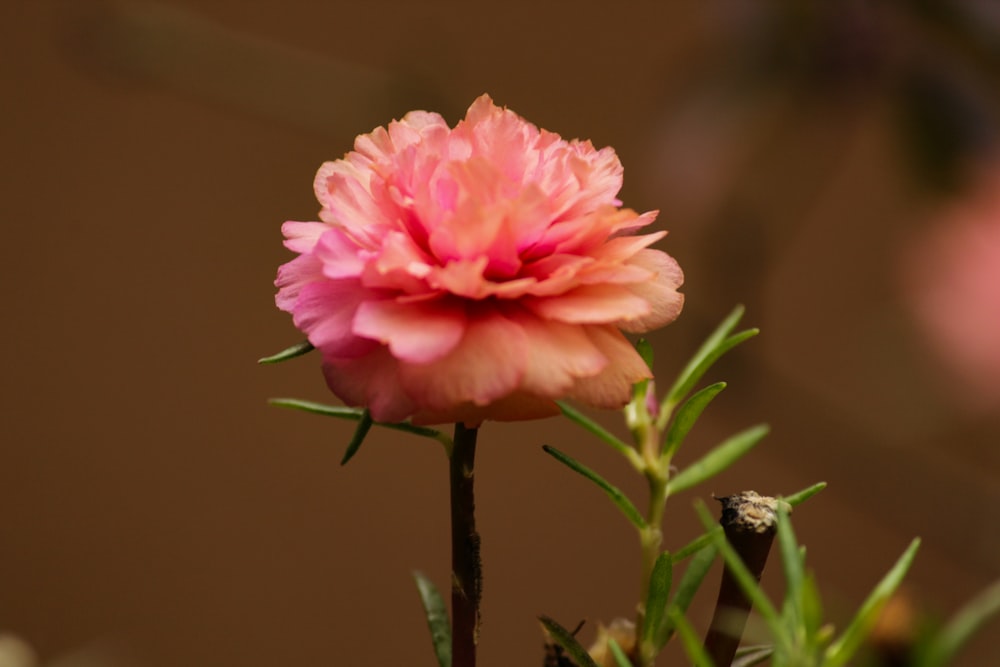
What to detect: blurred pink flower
<box><xmin>275</xmin><ymin>95</ymin><xmax>683</xmax><ymax>425</ymax></box>
<box><xmin>902</xmin><ymin>168</ymin><xmax>1000</xmax><ymax>411</ymax></box>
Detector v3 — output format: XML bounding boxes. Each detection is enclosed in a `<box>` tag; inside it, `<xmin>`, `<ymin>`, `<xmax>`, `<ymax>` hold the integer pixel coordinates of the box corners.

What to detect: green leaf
<box><xmin>667</xmin><ymin>607</ymin><xmax>716</xmax><ymax>667</ymax></box>
<box><xmin>667</xmin><ymin>424</ymin><xmax>769</xmax><ymax>496</ymax></box>
<box><xmin>662</xmin><ymin>305</ymin><xmax>757</xmax><ymax>415</ymax></box>
<box><xmin>413</xmin><ymin>571</ymin><xmax>451</xmax><ymax>667</ymax></box>
<box><xmin>607</xmin><ymin>637</ymin><xmax>633</xmax><ymax>667</ymax></box>
<box><xmin>658</xmin><ymin>543</ymin><xmax>718</xmax><ymax>650</ymax></box>
<box><xmin>257</xmin><ymin>340</ymin><xmax>315</xmax><ymax>364</ymax></box>
<box><xmin>663</xmin><ymin>382</ymin><xmax>727</xmax><ymax>461</ymax></box>
<box><xmin>642</xmin><ymin>552</ymin><xmax>674</xmax><ymax>646</ymax></box>
<box><xmin>267</xmin><ymin>398</ymin><xmax>450</xmax><ymax>446</ymax></box>
<box><xmin>542</xmin><ymin>445</ymin><xmax>646</xmax><ymax>529</ymax></box>
<box><xmin>636</xmin><ymin>338</ymin><xmax>655</xmax><ymax>370</ymax></box>
<box><xmin>920</xmin><ymin>577</ymin><xmax>1000</xmax><ymax>667</ymax></box>
<box><xmin>695</xmin><ymin>500</ymin><xmax>785</xmax><ymax>641</ymax></box>
<box><xmin>782</xmin><ymin>481</ymin><xmax>827</xmax><ymax>507</ymax></box>
<box><xmin>340</xmin><ymin>409</ymin><xmax>373</xmax><ymax>465</ymax></box>
<box><xmin>671</xmin><ymin>527</ymin><xmax>722</xmax><ymax>563</ymax></box>
<box><xmin>556</xmin><ymin>401</ymin><xmax>640</xmax><ymax>466</ymax></box>
<box><xmin>824</xmin><ymin>538</ymin><xmax>921</xmax><ymax>667</ymax></box>
<box><xmin>732</xmin><ymin>645</ymin><xmax>774</xmax><ymax>667</ymax></box>
<box><xmin>539</xmin><ymin>615</ymin><xmax>599</xmax><ymax>667</ymax></box>
<box><xmin>776</xmin><ymin>506</ymin><xmax>804</xmax><ymax>627</ymax></box>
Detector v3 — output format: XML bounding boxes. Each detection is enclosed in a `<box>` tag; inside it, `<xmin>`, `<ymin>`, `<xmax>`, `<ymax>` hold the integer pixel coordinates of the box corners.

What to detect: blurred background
<box><xmin>3</xmin><ymin>0</ymin><xmax>999</xmax><ymax>665</ymax></box>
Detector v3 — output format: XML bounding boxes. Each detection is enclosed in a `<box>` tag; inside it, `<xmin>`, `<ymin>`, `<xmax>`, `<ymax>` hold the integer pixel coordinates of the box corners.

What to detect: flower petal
<box><xmin>525</xmin><ymin>284</ymin><xmax>651</xmax><ymax>324</ymax></box>
<box><xmin>322</xmin><ymin>348</ymin><xmax>416</xmax><ymax>423</ymax></box>
<box><xmin>618</xmin><ymin>249</ymin><xmax>685</xmax><ymax>333</ymax></box>
<box><xmin>567</xmin><ymin>326</ymin><xmax>652</xmax><ymax>408</ymax></box>
<box><xmin>293</xmin><ymin>280</ymin><xmax>379</xmax><ymax>358</ymax></box>
<box><xmin>398</xmin><ymin>311</ymin><xmax>528</xmax><ymax>409</ymax></box>
<box><xmin>508</xmin><ymin>311</ymin><xmax>608</xmax><ymax>396</ymax></box>
<box><xmin>281</xmin><ymin>221</ymin><xmax>330</xmax><ymax>254</ymax></box>
<box><xmin>353</xmin><ymin>298</ymin><xmax>467</xmax><ymax>364</ymax></box>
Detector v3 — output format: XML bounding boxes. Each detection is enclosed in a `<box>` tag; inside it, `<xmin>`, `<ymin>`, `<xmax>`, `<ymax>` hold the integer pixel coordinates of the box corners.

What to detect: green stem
<box><xmin>636</xmin><ymin>430</ymin><xmax>669</xmax><ymax>667</ymax></box>
<box><xmin>450</xmin><ymin>423</ymin><xmax>481</xmax><ymax>667</ymax></box>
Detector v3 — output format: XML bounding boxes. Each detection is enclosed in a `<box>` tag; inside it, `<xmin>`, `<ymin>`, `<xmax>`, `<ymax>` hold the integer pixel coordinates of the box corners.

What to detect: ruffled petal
<box><xmin>275</xmin><ymin>253</ymin><xmax>324</xmax><ymax>313</ymax></box>
<box><xmin>353</xmin><ymin>298</ymin><xmax>467</xmax><ymax>364</ymax></box>
<box><xmin>525</xmin><ymin>284</ymin><xmax>651</xmax><ymax>324</ymax></box>
<box><xmin>618</xmin><ymin>249</ymin><xmax>685</xmax><ymax>333</ymax></box>
<box><xmin>398</xmin><ymin>311</ymin><xmax>528</xmax><ymax>410</ymax></box>
<box><xmin>508</xmin><ymin>311</ymin><xmax>608</xmax><ymax>396</ymax></box>
<box><xmin>293</xmin><ymin>280</ymin><xmax>379</xmax><ymax>358</ymax></box>
<box><xmin>322</xmin><ymin>348</ymin><xmax>416</xmax><ymax>423</ymax></box>
<box><xmin>567</xmin><ymin>325</ymin><xmax>652</xmax><ymax>408</ymax></box>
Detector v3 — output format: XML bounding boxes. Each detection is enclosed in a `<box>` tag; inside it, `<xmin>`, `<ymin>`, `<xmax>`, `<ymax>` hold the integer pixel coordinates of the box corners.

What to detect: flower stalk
<box><xmin>450</xmin><ymin>423</ymin><xmax>482</xmax><ymax>667</ymax></box>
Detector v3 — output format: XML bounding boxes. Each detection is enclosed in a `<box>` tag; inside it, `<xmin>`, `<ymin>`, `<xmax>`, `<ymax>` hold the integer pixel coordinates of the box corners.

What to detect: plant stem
<box><xmin>703</xmin><ymin>492</ymin><xmax>779</xmax><ymax>667</ymax></box>
<box><xmin>636</xmin><ymin>427</ymin><xmax>669</xmax><ymax>667</ymax></box>
<box><xmin>450</xmin><ymin>423</ymin><xmax>481</xmax><ymax>667</ymax></box>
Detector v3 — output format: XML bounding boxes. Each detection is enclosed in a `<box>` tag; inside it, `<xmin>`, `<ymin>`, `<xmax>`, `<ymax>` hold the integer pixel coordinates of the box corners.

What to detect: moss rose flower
<box><xmin>275</xmin><ymin>95</ymin><xmax>683</xmax><ymax>425</ymax></box>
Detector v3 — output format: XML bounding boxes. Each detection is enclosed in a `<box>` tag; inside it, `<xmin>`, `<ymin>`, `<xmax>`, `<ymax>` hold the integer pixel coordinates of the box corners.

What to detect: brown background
<box><xmin>3</xmin><ymin>1</ymin><xmax>999</xmax><ymax>666</ymax></box>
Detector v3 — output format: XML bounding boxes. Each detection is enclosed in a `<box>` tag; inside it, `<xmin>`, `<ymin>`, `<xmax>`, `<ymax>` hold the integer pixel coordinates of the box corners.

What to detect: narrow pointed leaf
<box><xmin>667</xmin><ymin>607</ymin><xmax>716</xmax><ymax>667</ymax></box>
<box><xmin>539</xmin><ymin>616</ymin><xmax>599</xmax><ymax>667</ymax></box>
<box><xmin>672</xmin><ymin>527</ymin><xmax>722</xmax><ymax>563</ymax></box>
<box><xmin>920</xmin><ymin>577</ymin><xmax>1000</xmax><ymax>667</ymax></box>
<box><xmin>776</xmin><ymin>507</ymin><xmax>804</xmax><ymax>626</ymax></box>
<box><xmin>824</xmin><ymin>538</ymin><xmax>921</xmax><ymax>667</ymax></box>
<box><xmin>413</xmin><ymin>572</ymin><xmax>451</xmax><ymax>667</ymax></box>
<box><xmin>658</xmin><ymin>543</ymin><xmax>718</xmax><ymax>649</ymax></box>
<box><xmin>607</xmin><ymin>637</ymin><xmax>632</xmax><ymax>667</ymax></box>
<box><xmin>663</xmin><ymin>305</ymin><xmax>755</xmax><ymax>412</ymax></box>
<box><xmin>268</xmin><ymin>398</ymin><xmax>449</xmax><ymax>444</ymax></box>
<box><xmin>556</xmin><ymin>401</ymin><xmax>638</xmax><ymax>463</ymax></box>
<box><xmin>543</xmin><ymin>445</ymin><xmax>646</xmax><ymax>529</ymax></box>
<box><xmin>782</xmin><ymin>481</ymin><xmax>827</xmax><ymax>507</ymax></box>
<box><xmin>666</xmin><ymin>329</ymin><xmax>758</xmax><ymax>411</ymax></box>
<box><xmin>642</xmin><ymin>552</ymin><xmax>674</xmax><ymax>645</ymax></box>
<box><xmin>667</xmin><ymin>424</ymin><xmax>769</xmax><ymax>495</ymax></box>
<box><xmin>341</xmin><ymin>409</ymin><xmax>373</xmax><ymax>465</ymax></box>
<box><xmin>636</xmin><ymin>338</ymin><xmax>655</xmax><ymax>370</ymax></box>
<box><xmin>663</xmin><ymin>382</ymin><xmax>727</xmax><ymax>460</ymax></box>
<box><xmin>732</xmin><ymin>645</ymin><xmax>774</xmax><ymax>667</ymax></box>
<box><xmin>257</xmin><ymin>340</ymin><xmax>315</xmax><ymax>364</ymax></box>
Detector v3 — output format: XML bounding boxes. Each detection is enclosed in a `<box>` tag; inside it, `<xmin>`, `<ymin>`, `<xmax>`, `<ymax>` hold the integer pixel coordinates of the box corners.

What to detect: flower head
<box><xmin>275</xmin><ymin>95</ymin><xmax>683</xmax><ymax>425</ymax></box>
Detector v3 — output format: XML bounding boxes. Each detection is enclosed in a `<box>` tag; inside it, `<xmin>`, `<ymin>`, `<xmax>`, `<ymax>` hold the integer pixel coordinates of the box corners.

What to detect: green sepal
<box><xmin>542</xmin><ymin>445</ymin><xmax>647</xmax><ymax>529</ymax></box>
<box><xmin>257</xmin><ymin>340</ymin><xmax>315</xmax><ymax>364</ymax></box>
<box><xmin>413</xmin><ymin>571</ymin><xmax>451</xmax><ymax>667</ymax></box>
<box><xmin>607</xmin><ymin>637</ymin><xmax>632</xmax><ymax>667</ymax></box>
<box><xmin>662</xmin><ymin>381</ymin><xmax>727</xmax><ymax>461</ymax></box>
<box><xmin>636</xmin><ymin>338</ymin><xmax>655</xmax><ymax>370</ymax></box>
<box><xmin>919</xmin><ymin>577</ymin><xmax>1000</xmax><ymax>667</ymax></box>
<box><xmin>666</xmin><ymin>424</ymin><xmax>769</xmax><ymax>496</ymax></box>
<box><xmin>824</xmin><ymin>538</ymin><xmax>921</xmax><ymax>667</ymax></box>
<box><xmin>539</xmin><ymin>615</ymin><xmax>599</xmax><ymax>667</ymax></box>
<box><xmin>658</xmin><ymin>543</ymin><xmax>718</xmax><ymax>649</ymax></box>
<box><xmin>340</xmin><ymin>409</ymin><xmax>373</xmax><ymax>465</ymax></box>
<box><xmin>641</xmin><ymin>551</ymin><xmax>673</xmax><ymax>646</ymax></box>
<box><xmin>661</xmin><ymin>305</ymin><xmax>757</xmax><ymax>417</ymax></box>
<box><xmin>667</xmin><ymin>607</ymin><xmax>716</xmax><ymax>667</ymax></box>
<box><xmin>782</xmin><ymin>481</ymin><xmax>827</xmax><ymax>507</ymax></box>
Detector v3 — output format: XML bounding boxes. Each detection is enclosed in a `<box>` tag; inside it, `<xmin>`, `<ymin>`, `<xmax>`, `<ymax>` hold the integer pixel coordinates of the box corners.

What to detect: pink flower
<box><xmin>275</xmin><ymin>95</ymin><xmax>684</xmax><ymax>425</ymax></box>
<box><xmin>901</xmin><ymin>167</ymin><xmax>1000</xmax><ymax>411</ymax></box>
